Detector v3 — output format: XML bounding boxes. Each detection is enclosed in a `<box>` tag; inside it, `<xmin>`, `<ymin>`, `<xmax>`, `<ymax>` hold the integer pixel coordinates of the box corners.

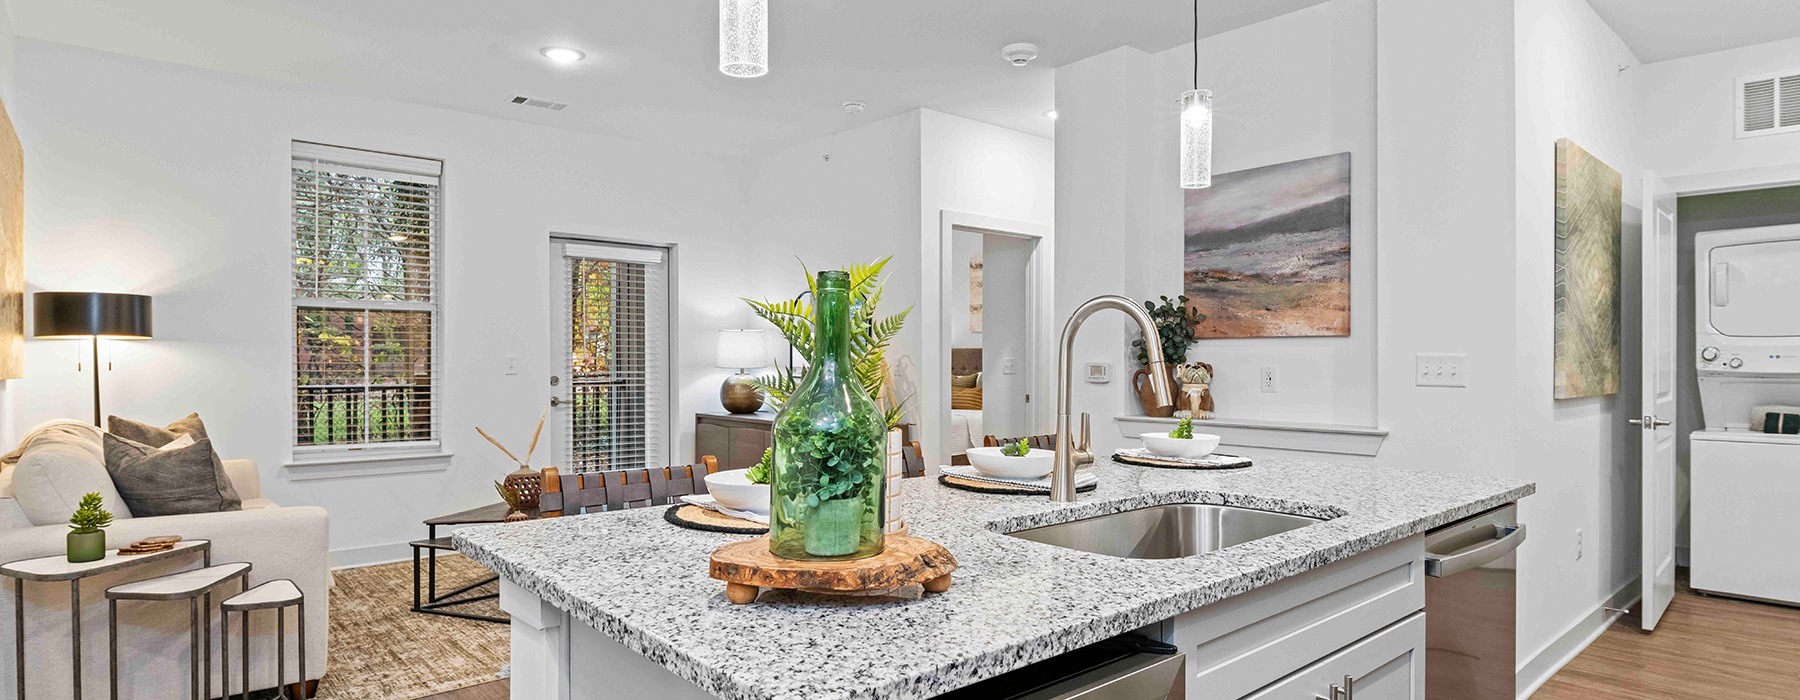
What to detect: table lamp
<box><xmin>33</xmin><ymin>292</ymin><xmax>153</xmax><ymax>426</ymax></box>
<box><xmin>716</xmin><ymin>329</ymin><xmax>768</xmax><ymax>414</ymax></box>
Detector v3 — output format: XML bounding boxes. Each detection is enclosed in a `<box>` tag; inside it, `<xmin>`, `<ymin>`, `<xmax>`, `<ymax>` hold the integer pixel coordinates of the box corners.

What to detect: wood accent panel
<box><xmin>0</xmin><ymin>92</ymin><xmax>21</xmax><ymax>380</ymax></box>
<box><xmin>1535</xmin><ymin>571</ymin><xmax>1800</xmax><ymax>699</ymax></box>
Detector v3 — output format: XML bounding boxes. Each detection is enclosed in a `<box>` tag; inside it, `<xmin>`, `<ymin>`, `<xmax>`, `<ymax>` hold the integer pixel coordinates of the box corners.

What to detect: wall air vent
<box><xmin>1737</xmin><ymin>71</ymin><xmax>1800</xmax><ymax>138</ymax></box>
<box><xmin>510</xmin><ymin>95</ymin><xmax>569</xmax><ymax>111</ymax></box>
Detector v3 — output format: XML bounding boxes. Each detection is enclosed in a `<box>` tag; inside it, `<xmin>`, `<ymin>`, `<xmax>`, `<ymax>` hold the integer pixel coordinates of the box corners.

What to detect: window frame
<box><xmin>289</xmin><ymin>141</ymin><xmax>446</xmax><ymax>462</ymax></box>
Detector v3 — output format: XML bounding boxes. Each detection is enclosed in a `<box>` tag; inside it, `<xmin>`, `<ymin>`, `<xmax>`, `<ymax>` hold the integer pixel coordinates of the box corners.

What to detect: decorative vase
<box><xmin>1134</xmin><ymin>366</ymin><xmax>1178</xmax><ymax>418</ymax></box>
<box><xmin>502</xmin><ymin>466</ymin><xmax>543</xmax><ymax>511</ymax></box>
<box><xmin>67</xmin><ymin>530</ymin><xmax>106</xmax><ymax>563</ymax></box>
<box><xmin>769</xmin><ymin>271</ymin><xmax>887</xmax><ymax>561</ymax></box>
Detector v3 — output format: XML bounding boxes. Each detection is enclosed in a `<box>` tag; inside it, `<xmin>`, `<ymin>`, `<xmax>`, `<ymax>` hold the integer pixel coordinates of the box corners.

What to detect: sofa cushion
<box><xmin>108</xmin><ymin>412</ymin><xmax>209</xmax><ymax>447</ymax></box>
<box><xmin>9</xmin><ymin>421</ymin><xmax>135</xmax><ymax>526</ymax></box>
<box><xmin>103</xmin><ymin>434</ymin><xmax>242</xmax><ymax>517</ymax></box>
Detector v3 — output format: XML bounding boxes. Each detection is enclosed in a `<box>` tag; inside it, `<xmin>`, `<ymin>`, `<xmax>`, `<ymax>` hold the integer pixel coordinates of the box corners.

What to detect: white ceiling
<box><xmin>7</xmin><ymin>0</ymin><xmax>1332</xmax><ymax>157</ymax></box>
<box><xmin>1585</xmin><ymin>0</ymin><xmax>1800</xmax><ymax>64</ymax></box>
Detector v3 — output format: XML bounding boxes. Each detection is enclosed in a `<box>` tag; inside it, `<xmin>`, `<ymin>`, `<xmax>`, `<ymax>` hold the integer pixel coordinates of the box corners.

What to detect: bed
<box><xmin>948</xmin><ymin>348</ymin><xmax>983</xmax><ymax>463</ymax></box>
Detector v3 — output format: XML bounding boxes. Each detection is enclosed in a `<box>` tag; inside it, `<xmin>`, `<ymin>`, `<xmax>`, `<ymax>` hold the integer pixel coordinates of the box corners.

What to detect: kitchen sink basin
<box><xmin>1005</xmin><ymin>503</ymin><xmax>1323</xmax><ymax>559</ymax></box>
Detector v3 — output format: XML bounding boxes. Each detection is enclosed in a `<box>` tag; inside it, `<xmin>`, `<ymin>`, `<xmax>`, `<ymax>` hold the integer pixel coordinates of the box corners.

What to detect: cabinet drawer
<box><xmin>1176</xmin><ymin>537</ymin><xmax>1424</xmax><ymax>699</ymax></box>
<box><xmin>1243</xmin><ymin>613</ymin><xmax>1425</xmax><ymax>700</ymax></box>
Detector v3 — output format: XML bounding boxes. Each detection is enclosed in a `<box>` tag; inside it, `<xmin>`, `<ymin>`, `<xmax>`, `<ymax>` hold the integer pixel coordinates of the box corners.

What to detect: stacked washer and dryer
<box><xmin>1690</xmin><ymin>223</ymin><xmax>1800</xmax><ymax>606</ymax></box>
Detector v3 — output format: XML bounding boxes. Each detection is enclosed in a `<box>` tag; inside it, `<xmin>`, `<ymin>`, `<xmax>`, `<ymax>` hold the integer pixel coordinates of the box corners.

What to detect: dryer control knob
<box><xmin>1701</xmin><ymin>347</ymin><xmax>1720</xmax><ymax>362</ymax></box>
<box><xmin>1726</xmin><ymin>357</ymin><xmax>1744</xmax><ymax>369</ymax></box>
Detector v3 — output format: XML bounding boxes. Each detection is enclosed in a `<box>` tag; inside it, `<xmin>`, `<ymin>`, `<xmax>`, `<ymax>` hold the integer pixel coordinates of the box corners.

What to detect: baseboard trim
<box><xmin>329</xmin><ymin>541</ymin><xmax>433</xmax><ymax>569</ymax></box>
<box><xmin>1516</xmin><ymin>577</ymin><xmax>1641</xmax><ymax>699</ymax></box>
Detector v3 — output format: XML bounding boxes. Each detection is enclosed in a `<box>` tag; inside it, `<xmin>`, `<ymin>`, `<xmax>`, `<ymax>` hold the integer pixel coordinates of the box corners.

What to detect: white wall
<box><xmin>6</xmin><ymin>40</ymin><xmax>777</xmax><ymax>565</ymax></box>
<box><xmin>979</xmin><ymin>233</ymin><xmax>1034</xmax><ymax>438</ymax></box>
<box><xmin>948</xmin><ymin>229</ymin><xmax>981</xmax><ymax>350</ymax></box>
<box><xmin>1510</xmin><ymin>0</ymin><xmax>1642</xmax><ymax>667</ymax></box>
<box><xmin>1639</xmin><ymin>36</ymin><xmax>1800</xmax><ymax>180</ymax></box>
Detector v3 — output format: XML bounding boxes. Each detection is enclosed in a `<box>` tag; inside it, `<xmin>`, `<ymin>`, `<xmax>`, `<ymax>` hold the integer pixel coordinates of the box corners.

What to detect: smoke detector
<box><xmin>842</xmin><ymin>100</ymin><xmax>867</xmax><ymax>115</ymax></box>
<box><xmin>1002</xmin><ymin>43</ymin><xmax>1040</xmax><ymax>67</ymax></box>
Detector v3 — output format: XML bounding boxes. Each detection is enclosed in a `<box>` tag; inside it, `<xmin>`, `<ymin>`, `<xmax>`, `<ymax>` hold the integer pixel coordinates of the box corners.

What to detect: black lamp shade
<box><xmin>33</xmin><ymin>292</ymin><xmax>153</xmax><ymax>339</ymax></box>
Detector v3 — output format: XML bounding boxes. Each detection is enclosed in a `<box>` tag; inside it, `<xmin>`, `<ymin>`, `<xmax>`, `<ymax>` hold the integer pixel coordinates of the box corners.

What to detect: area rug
<box><xmin>313</xmin><ymin>554</ymin><xmax>509</xmax><ymax>700</ymax></box>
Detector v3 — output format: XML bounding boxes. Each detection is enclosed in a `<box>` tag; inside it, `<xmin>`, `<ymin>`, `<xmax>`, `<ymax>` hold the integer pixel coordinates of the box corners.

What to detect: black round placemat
<box><xmin>664</xmin><ymin>504</ymin><xmax>769</xmax><ymax>535</ymax></box>
<box><xmin>1111</xmin><ymin>451</ymin><xmax>1254</xmax><ymax>470</ymax></box>
<box><xmin>936</xmin><ymin>474</ymin><xmax>1097</xmax><ymax>496</ymax></box>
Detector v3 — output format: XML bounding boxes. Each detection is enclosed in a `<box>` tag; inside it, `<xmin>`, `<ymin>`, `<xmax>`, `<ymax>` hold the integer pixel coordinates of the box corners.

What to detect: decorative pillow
<box><xmin>950</xmin><ymin>386</ymin><xmax>984</xmax><ymax>410</ymax></box>
<box><xmin>950</xmin><ymin>373</ymin><xmax>978</xmax><ymax>389</ymax></box>
<box><xmin>103</xmin><ymin>434</ymin><xmax>242</xmax><ymax>516</ymax></box>
<box><xmin>108</xmin><ymin>413</ymin><xmax>209</xmax><ymax>447</ymax></box>
<box><xmin>10</xmin><ymin>421</ymin><xmax>136</xmax><ymax>526</ymax></box>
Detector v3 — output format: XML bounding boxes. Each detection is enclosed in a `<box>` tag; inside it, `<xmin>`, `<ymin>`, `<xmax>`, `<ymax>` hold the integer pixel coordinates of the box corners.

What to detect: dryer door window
<box><xmin>1709</xmin><ymin>239</ymin><xmax>1800</xmax><ymax>337</ymax></box>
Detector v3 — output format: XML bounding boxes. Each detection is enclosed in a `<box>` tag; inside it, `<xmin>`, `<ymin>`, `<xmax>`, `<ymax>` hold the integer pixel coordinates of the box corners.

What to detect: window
<box><xmin>291</xmin><ymin>142</ymin><xmax>442</xmax><ymax>452</ymax></box>
<box><xmin>554</xmin><ymin>241</ymin><xmax>670</xmax><ymax>472</ymax></box>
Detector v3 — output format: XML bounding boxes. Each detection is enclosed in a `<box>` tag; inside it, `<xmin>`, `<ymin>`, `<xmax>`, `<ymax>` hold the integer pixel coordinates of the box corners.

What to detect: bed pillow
<box><xmin>103</xmin><ymin>434</ymin><xmax>242</xmax><ymax>516</ymax></box>
<box><xmin>950</xmin><ymin>373</ymin><xmax>979</xmax><ymax>389</ymax></box>
<box><xmin>108</xmin><ymin>412</ymin><xmax>210</xmax><ymax>447</ymax></box>
<box><xmin>950</xmin><ymin>386</ymin><xmax>983</xmax><ymax>410</ymax></box>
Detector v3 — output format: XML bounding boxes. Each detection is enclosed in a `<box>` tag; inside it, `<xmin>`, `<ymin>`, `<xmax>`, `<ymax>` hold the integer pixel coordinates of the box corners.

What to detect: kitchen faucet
<box><xmin>1052</xmin><ymin>295</ymin><xmax>1176</xmax><ymax>501</ymax></box>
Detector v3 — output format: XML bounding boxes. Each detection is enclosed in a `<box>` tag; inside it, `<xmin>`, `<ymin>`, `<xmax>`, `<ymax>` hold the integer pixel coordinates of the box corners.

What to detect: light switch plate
<box><xmin>1002</xmin><ymin>356</ymin><xmax>1017</xmax><ymax>375</ymax></box>
<box><xmin>505</xmin><ymin>353</ymin><xmax>521</xmax><ymax>376</ymax></box>
<box><xmin>1415</xmin><ymin>353</ymin><xmax>1467</xmax><ymax>387</ymax></box>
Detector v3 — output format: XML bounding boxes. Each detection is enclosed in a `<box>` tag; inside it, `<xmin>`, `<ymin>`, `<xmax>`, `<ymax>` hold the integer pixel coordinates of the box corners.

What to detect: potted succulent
<box><xmin>1131</xmin><ymin>295</ymin><xmax>1205</xmax><ymax>417</ymax></box>
<box><xmin>67</xmin><ymin>492</ymin><xmax>113</xmax><ymax>563</ymax></box>
<box><xmin>1139</xmin><ymin>416</ymin><xmax>1222</xmax><ymax>459</ymax></box>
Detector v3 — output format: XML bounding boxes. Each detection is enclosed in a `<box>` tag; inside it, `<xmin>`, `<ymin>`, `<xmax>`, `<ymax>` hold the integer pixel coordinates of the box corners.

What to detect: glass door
<box><xmin>548</xmin><ymin>239</ymin><xmax>671</xmax><ymax>473</ymax></box>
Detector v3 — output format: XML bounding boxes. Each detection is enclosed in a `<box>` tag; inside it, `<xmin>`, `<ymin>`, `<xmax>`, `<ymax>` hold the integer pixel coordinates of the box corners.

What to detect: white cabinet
<box><xmin>1244</xmin><ymin>614</ymin><xmax>1425</xmax><ymax>700</ymax></box>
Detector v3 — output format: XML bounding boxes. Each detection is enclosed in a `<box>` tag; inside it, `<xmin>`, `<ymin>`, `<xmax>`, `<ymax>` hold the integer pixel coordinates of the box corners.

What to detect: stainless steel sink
<box><xmin>1005</xmin><ymin>504</ymin><xmax>1323</xmax><ymax>559</ymax></box>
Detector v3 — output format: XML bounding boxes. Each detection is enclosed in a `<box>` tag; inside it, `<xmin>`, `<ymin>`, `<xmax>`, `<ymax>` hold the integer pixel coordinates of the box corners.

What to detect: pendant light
<box><xmin>1180</xmin><ymin>0</ymin><xmax>1213</xmax><ymax>189</ymax></box>
<box><xmin>719</xmin><ymin>0</ymin><xmax>769</xmax><ymax>78</ymax></box>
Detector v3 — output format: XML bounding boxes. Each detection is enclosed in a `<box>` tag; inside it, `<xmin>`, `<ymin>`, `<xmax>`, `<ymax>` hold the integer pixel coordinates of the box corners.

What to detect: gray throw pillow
<box><xmin>103</xmin><ymin>434</ymin><xmax>242</xmax><ymax>516</ymax></box>
<box><xmin>108</xmin><ymin>413</ymin><xmax>209</xmax><ymax>447</ymax></box>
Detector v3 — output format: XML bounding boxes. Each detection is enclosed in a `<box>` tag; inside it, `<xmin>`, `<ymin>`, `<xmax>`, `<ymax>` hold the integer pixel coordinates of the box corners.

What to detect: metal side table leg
<box><xmin>220</xmin><ymin>605</ymin><xmax>229</xmax><ymax>700</ymax></box>
<box><xmin>72</xmin><ymin>578</ymin><xmax>83</xmax><ymax>699</ymax></box>
<box><xmin>239</xmin><ymin>610</ymin><xmax>249</xmax><ymax>700</ymax></box>
<box><xmin>14</xmin><ymin>578</ymin><xmax>24</xmax><ymax>700</ymax></box>
<box><xmin>109</xmin><ymin>599</ymin><xmax>118</xmax><ymax>700</ymax></box>
<box><xmin>277</xmin><ymin>607</ymin><xmax>287</xmax><ymax>699</ymax></box>
<box><xmin>189</xmin><ymin>597</ymin><xmax>200</xmax><ymax>700</ymax></box>
<box><xmin>298</xmin><ymin>599</ymin><xmax>307</xmax><ymax>699</ymax></box>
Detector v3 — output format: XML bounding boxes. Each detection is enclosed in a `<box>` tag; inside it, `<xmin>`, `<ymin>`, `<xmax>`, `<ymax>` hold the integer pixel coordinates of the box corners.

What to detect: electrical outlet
<box><xmin>1575</xmin><ymin>528</ymin><xmax>1584</xmax><ymax>560</ymax></box>
<box><xmin>504</xmin><ymin>353</ymin><xmax>521</xmax><ymax>376</ymax></box>
<box><xmin>1002</xmin><ymin>356</ymin><xmax>1017</xmax><ymax>375</ymax></box>
<box><xmin>1415</xmin><ymin>353</ymin><xmax>1468</xmax><ymax>387</ymax></box>
<box><xmin>1260</xmin><ymin>365</ymin><xmax>1279</xmax><ymax>393</ymax></box>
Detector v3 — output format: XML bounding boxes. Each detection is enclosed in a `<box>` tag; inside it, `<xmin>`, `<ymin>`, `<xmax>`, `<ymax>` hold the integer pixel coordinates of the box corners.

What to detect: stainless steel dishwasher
<box><xmin>934</xmin><ymin>634</ymin><xmax>1185</xmax><ymax>699</ymax></box>
<box><xmin>1424</xmin><ymin>503</ymin><xmax>1527</xmax><ymax>700</ymax></box>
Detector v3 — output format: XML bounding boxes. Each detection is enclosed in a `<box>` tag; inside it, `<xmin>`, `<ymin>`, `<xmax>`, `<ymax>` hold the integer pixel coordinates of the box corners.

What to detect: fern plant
<box><xmin>744</xmin><ymin>257</ymin><xmax>913</xmax><ymax>428</ymax></box>
<box><xmin>68</xmin><ymin>493</ymin><xmax>113</xmax><ymax>534</ymax></box>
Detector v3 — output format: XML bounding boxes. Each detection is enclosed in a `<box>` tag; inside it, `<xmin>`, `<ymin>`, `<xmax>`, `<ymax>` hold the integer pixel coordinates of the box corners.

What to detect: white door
<box><xmin>547</xmin><ymin>239</ymin><xmax>673</xmax><ymax>473</ymax></box>
<box><xmin>1639</xmin><ymin>172</ymin><xmax>1678</xmax><ymax>631</ymax></box>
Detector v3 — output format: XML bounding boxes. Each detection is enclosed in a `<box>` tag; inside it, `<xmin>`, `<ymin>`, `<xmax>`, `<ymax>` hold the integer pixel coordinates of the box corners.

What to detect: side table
<box><xmin>1</xmin><ymin>539</ymin><xmax>211</xmax><ymax>700</ymax></box>
<box><xmin>413</xmin><ymin>504</ymin><xmax>532</xmax><ymax>624</ymax></box>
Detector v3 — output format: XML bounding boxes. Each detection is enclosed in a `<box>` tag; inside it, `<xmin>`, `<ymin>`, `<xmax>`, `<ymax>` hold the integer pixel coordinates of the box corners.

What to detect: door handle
<box><xmin>1425</xmin><ymin>524</ymin><xmax>1527</xmax><ymax>577</ymax></box>
<box><xmin>549</xmin><ymin>397</ymin><xmax>562</xmax><ymax>407</ymax></box>
<box><xmin>1627</xmin><ymin>416</ymin><xmax>1671</xmax><ymax>428</ymax></box>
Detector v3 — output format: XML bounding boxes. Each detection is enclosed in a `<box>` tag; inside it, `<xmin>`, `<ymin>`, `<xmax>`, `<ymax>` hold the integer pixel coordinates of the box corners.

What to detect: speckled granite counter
<box><xmin>453</xmin><ymin>457</ymin><xmax>1532</xmax><ymax>700</ymax></box>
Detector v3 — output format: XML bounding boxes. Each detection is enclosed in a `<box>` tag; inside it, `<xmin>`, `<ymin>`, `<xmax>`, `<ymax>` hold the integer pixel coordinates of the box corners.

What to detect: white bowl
<box><xmin>704</xmin><ymin>469</ymin><xmax>771</xmax><ymax>515</ymax></box>
<box><xmin>1139</xmin><ymin>432</ymin><xmax>1222</xmax><ymax>459</ymax></box>
<box><xmin>965</xmin><ymin>446</ymin><xmax>1055</xmax><ymax>479</ymax></box>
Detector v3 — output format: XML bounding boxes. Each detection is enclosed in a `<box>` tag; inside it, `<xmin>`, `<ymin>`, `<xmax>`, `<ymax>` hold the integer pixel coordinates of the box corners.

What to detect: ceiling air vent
<box><xmin>1737</xmin><ymin>72</ymin><xmax>1800</xmax><ymax>138</ymax></box>
<box><xmin>510</xmin><ymin>95</ymin><xmax>568</xmax><ymax>111</ymax></box>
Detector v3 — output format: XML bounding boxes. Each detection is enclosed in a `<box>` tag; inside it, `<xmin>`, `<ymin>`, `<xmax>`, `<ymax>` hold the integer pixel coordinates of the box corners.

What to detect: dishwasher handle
<box><xmin>1424</xmin><ymin>524</ymin><xmax>1526</xmax><ymax>578</ymax></box>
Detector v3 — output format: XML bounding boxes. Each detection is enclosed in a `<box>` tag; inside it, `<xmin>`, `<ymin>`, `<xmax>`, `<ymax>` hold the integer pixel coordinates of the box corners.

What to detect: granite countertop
<box><xmin>454</xmin><ymin>456</ymin><xmax>1534</xmax><ymax>700</ymax></box>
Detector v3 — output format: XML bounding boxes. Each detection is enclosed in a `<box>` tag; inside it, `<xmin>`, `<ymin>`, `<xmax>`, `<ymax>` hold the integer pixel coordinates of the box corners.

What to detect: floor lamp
<box><xmin>33</xmin><ymin>292</ymin><xmax>154</xmax><ymax>427</ymax></box>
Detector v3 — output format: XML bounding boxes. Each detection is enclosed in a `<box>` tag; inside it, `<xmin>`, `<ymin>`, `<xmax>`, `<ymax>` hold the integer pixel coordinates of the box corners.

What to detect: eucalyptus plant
<box><xmin>744</xmin><ymin>257</ymin><xmax>912</xmax><ymax>428</ymax></box>
<box><xmin>1133</xmin><ymin>295</ymin><xmax>1207</xmax><ymax>367</ymax></box>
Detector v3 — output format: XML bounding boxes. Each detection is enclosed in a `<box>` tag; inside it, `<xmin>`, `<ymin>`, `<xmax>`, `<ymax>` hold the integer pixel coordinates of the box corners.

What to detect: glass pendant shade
<box><xmin>1180</xmin><ymin>89</ymin><xmax>1213</xmax><ymax>189</ymax></box>
<box><xmin>719</xmin><ymin>0</ymin><xmax>769</xmax><ymax>78</ymax></box>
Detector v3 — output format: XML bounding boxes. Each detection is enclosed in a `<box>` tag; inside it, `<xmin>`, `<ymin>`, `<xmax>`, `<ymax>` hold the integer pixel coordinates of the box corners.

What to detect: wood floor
<box><xmin>1534</xmin><ymin>574</ymin><xmax>1800</xmax><ymax>699</ymax></box>
<box><xmin>413</xmin><ymin>575</ymin><xmax>1800</xmax><ymax>700</ymax></box>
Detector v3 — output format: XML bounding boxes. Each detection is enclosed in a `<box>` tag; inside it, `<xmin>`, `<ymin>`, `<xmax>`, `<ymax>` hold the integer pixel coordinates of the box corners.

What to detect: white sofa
<box><xmin>0</xmin><ymin>422</ymin><xmax>328</xmax><ymax>700</ymax></box>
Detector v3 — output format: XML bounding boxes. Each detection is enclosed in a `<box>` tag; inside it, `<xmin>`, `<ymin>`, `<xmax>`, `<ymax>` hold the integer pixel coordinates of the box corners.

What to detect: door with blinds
<box><xmin>549</xmin><ymin>240</ymin><xmax>672</xmax><ymax>473</ymax></box>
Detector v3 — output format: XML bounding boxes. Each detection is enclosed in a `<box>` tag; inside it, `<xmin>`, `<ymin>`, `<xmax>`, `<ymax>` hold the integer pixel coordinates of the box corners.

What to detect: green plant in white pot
<box><xmin>67</xmin><ymin>492</ymin><xmax>113</xmax><ymax>563</ymax></box>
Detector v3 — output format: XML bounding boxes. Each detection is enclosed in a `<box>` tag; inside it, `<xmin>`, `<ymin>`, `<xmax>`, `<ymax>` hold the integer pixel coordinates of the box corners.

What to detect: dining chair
<box><xmin>538</xmin><ymin>456</ymin><xmax>720</xmax><ymax>517</ymax></box>
<box><xmin>901</xmin><ymin>441</ymin><xmax>927</xmax><ymax>478</ymax></box>
<box><xmin>982</xmin><ymin>434</ymin><xmax>1058</xmax><ymax>451</ymax></box>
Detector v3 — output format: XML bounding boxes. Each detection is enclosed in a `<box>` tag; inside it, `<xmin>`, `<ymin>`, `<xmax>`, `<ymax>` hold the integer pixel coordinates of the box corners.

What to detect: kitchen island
<box><xmin>453</xmin><ymin>456</ymin><xmax>1533</xmax><ymax>700</ymax></box>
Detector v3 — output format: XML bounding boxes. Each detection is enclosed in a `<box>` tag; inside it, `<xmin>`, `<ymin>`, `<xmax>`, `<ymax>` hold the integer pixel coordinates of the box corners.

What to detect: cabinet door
<box><xmin>1242</xmin><ymin>613</ymin><xmax>1425</xmax><ymax>700</ymax></box>
<box><xmin>697</xmin><ymin>422</ymin><xmax>731</xmax><ymax>466</ymax></box>
<box><xmin>728</xmin><ymin>425</ymin><xmax>771</xmax><ymax>470</ymax></box>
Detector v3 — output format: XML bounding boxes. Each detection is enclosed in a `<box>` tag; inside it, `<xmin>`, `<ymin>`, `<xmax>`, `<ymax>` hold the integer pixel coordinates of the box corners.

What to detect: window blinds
<box><xmin>292</xmin><ymin>142</ymin><xmax>444</xmax><ymax>450</ymax></box>
<box><xmin>556</xmin><ymin>241</ymin><xmax>670</xmax><ymax>473</ymax></box>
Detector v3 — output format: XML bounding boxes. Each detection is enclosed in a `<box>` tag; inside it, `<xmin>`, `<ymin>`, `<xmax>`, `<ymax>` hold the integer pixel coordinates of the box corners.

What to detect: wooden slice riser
<box><xmin>710</xmin><ymin>535</ymin><xmax>957</xmax><ymax>605</ymax></box>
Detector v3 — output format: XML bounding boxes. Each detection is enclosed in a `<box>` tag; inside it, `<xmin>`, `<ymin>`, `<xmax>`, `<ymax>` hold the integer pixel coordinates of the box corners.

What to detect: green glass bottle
<box><xmin>769</xmin><ymin>270</ymin><xmax>887</xmax><ymax>561</ymax></box>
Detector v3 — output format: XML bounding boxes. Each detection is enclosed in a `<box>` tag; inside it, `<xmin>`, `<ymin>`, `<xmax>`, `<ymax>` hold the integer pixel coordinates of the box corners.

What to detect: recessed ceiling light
<box><xmin>1045</xmin><ymin>110</ymin><xmax>1058</xmax><ymax>120</ymax></box>
<box><xmin>540</xmin><ymin>47</ymin><xmax>586</xmax><ymax>64</ymax></box>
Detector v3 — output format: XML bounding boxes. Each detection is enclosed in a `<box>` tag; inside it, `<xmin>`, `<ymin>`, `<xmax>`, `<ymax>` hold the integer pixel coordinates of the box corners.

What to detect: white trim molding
<box><xmin>1515</xmin><ymin>576</ymin><xmax>1641</xmax><ymax>700</ymax></box>
<box><xmin>1114</xmin><ymin>416</ymin><xmax>1388</xmax><ymax>457</ymax></box>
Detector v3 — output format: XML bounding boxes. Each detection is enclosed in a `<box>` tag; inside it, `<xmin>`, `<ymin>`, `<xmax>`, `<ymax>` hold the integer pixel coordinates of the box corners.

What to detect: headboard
<box><xmin>951</xmin><ymin>348</ymin><xmax>983</xmax><ymax>376</ymax></box>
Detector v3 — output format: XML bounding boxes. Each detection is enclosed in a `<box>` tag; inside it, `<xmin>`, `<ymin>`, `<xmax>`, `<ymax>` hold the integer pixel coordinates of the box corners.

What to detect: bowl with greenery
<box><xmin>965</xmin><ymin>439</ymin><xmax>1054</xmax><ymax>479</ymax></box>
<box><xmin>705</xmin><ymin>448</ymin><xmax>773</xmax><ymax>515</ymax></box>
<box><xmin>1139</xmin><ymin>417</ymin><xmax>1221</xmax><ymax>459</ymax></box>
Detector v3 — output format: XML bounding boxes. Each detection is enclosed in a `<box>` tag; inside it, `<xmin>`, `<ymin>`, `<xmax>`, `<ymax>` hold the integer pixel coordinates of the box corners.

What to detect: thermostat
<box><xmin>1085</xmin><ymin>362</ymin><xmax>1112</xmax><ymax>384</ymax></box>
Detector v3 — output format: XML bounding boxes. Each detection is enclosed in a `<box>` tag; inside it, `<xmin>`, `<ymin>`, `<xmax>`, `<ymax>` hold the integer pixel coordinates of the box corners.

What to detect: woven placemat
<box><xmin>936</xmin><ymin>474</ymin><xmax>1097</xmax><ymax>496</ymax></box>
<box><xmin>664</xmin><ymin>504</ymin><xmax>768</xmax><ymax>534</ymax></box>
<box><xmin>1112</xmin><ymin>450</ymin><xmax>1253</xmax><ymax>470</ymax></box>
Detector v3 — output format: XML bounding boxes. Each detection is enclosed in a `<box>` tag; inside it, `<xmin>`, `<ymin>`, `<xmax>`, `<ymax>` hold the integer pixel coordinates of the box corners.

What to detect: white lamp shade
<box><xmin>716</xmin><ymin>329</ymin><xmax>768</xmax><ymax>370</ymax></box>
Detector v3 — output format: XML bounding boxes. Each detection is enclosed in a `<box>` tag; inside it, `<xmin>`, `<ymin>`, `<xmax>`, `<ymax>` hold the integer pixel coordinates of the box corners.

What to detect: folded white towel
<box><xmin>679</xmin><ymin>494</ymin><xmax>770</xmax><ymax>525</ymax></box>
<box><xmin>940</xmin><ymin>465</ymin><xmax>1098</xmax><ymax>492</ymax></box>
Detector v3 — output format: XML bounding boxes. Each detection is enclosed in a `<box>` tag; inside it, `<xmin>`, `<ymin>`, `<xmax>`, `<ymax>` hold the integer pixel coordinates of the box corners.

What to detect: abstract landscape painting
<box><xmin>1552</xmin><ymin>138</ymin><xmax>1621</xmax><ymax>399</ymax></box>
<box><xmin>1183</xmin><ymin>152</ymin><xmax>1351</xmax><ymax>338</ymax></box>
<box><xmin>0</xmin><ymin>95</ymin><xmax>22</xmax><ymax>379</ymax></box>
